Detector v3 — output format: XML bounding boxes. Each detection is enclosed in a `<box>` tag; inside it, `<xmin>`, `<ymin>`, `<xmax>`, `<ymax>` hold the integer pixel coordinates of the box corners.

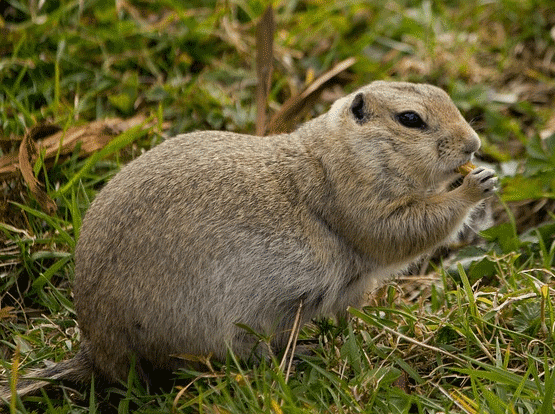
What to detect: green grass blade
<box><xmin>457</xmin><ymin>262</ymin><xmax>478</xmax><ymax>320</ymax></box>
<box><xmin>12</xmin><ymin>203</ymin><xmax>75</xmax><ymax>248</ymax></box>
<box><xmin>540</xmin><ymin>363</ymin><xmax>555</xmax><ymax>414</ymax></box>
<box><xmin>31</xmin><ymin>255</ymin><xmax>72</xmax><ymax>290</ymax></box>
<box><xmin>56</xmin><ymin>119</ymin><xmax>154</xmax><ymax>196</ymax></box>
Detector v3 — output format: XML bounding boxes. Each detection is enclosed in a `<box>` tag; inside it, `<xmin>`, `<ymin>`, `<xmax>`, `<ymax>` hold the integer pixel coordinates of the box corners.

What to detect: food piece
<box><xmin>457</xmin><ymin>161</ymin><xmax>476</xmax><ymax>176</ymax></box>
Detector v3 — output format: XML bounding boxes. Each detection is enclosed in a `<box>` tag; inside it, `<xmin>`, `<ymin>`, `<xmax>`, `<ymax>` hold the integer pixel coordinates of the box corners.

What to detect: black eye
<box><xmin>396</xmin><ymin>111</ymin><xmax>427</xmax><ymax>129</ymax></box>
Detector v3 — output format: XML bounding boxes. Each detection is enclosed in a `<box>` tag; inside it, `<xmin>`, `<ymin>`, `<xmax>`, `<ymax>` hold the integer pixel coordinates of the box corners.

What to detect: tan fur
<box><xmin>2</xmin><ymin>81</ymin><xmax>497</xmax><ymax>398</ymax></box>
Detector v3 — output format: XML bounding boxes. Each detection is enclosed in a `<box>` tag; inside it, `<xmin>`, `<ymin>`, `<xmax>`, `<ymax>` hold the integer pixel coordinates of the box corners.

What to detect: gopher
<box><xmin>2</xmin><ymin>81</ymin><xmax>497</xmax><ymax>398</ymax></box>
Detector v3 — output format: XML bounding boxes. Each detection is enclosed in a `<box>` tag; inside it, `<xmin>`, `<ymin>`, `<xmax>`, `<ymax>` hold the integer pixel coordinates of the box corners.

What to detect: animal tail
<box><xmin>0</xmin><ymin>341</ymin><xmax>93</xmax><ymax>404</ymax></box>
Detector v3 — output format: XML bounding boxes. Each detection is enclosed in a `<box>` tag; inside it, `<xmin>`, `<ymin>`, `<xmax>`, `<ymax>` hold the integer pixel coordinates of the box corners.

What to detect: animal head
<box><xmin>326</xmin><ymin>81</ymin><xmax>480</xmax><ymax>187</ymax></box>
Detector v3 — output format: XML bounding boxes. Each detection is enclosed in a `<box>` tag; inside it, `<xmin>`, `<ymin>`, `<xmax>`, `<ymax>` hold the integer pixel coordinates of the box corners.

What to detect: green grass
<box><xmin>1</xmin><ymin>0</ymin><xmax>555</xmax><ymax>412</ymax></box>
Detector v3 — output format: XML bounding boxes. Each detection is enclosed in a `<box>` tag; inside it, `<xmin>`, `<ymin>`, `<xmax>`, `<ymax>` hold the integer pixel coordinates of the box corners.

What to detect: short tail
<box><xmin>0</xmin><ymin>342</ymin><xmax>93</xmax><ymax>404</ymax></box>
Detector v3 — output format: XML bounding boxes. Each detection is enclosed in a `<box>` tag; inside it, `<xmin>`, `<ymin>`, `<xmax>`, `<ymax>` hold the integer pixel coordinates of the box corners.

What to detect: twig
<box><xmin>490</xmin><ymin>293</ymin><xmax>538</xmax><ymax>312</ymax></box>
<box><xmin>380</xmin><ymin>324</ymin><xmax>466</xmax><ymax>365</ymax></box>
<box><xmin>285</xmin><ymin>301</ymin><xmax>303</xmax><ymax>382</ymax></box>
<box><xmin>433</xmin><ymin>382</ymin><xmax>475</xmax><ymax>414</ymax></box>
<box><xmin>278</xmin><ymin>299</ymin><xmax>303</xmax><ymax>382</ymax></box>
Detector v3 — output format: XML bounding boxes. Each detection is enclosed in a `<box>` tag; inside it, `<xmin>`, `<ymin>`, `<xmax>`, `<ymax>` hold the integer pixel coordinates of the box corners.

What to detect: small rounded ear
<box><xmin>350</xmin><ymin>93</ymin><xmax>367</xmax><ymax>124</ymax></box>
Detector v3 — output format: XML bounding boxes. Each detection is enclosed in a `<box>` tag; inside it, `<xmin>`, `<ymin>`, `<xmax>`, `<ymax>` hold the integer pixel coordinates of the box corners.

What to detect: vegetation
<box><xmin>1</xmin><ymin>0</ymin><xmax>554</xmax><ymax>412</ymax></box>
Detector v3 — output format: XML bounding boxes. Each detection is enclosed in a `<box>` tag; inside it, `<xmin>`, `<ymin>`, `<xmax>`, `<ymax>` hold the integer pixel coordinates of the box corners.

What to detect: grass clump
<box><xmin>1</xmin><ymin>0</ymin><xmax>555</xmax><ymax>413</ymax></box>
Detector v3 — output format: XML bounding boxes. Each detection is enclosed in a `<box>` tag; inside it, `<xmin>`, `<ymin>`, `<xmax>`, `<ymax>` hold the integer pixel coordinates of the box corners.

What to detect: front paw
<box><xmin>462</xmin><ymin>167</ymin><xmax>498</xmax><ymax>201</ymax></box>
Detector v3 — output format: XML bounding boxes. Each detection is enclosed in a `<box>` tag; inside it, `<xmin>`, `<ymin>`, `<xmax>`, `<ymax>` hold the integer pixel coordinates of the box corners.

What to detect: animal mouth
<box><xmin>455</xmin><ymin>161</ymin><xmax>476</xmax><ymax>176</ymax></box>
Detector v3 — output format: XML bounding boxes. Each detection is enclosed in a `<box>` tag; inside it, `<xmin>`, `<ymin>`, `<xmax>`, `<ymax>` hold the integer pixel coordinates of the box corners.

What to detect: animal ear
<box><xmin>350</xmin><ymin>93</ymin><xmax>368</xmax><ymax>124</ymax></box>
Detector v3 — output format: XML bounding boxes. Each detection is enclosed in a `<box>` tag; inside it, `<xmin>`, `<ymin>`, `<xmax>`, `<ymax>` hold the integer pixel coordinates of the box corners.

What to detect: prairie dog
<box><xmin>2</xmin><ymin>81</ymin><xmax>497</xmax><ymax>396</ymax></box>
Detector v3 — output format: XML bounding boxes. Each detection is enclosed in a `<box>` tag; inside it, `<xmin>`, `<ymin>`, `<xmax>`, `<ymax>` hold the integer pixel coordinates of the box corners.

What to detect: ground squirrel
<box><xmin>2</xmin><ymin>81</ymin><xmax>497</xmax><ymax>398</ymax></box>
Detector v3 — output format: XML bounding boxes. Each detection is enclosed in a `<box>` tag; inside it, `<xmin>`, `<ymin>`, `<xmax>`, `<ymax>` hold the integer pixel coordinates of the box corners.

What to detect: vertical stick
<box><xmin>9</xmin><ymin>344</ymin><xmax>20</xmax><ymax>414</ymax></box>
<box><xmin>255</xmin><ymin>5</ymin><xmax>274</xmax><ymax>136</ymax></box>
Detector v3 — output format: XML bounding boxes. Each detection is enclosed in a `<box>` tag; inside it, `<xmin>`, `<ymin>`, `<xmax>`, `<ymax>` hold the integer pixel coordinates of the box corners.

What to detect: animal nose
<box><xmin>463</xmin><ymin>133</ymin><xmax>481</xmax><ymax>155</ymax></box>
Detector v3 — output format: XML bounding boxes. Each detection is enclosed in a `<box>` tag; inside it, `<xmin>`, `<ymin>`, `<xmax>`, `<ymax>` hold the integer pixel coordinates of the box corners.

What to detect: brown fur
<box><xmin>1</xmin><ymin>81</ymin><xmax>497</xmax><ymax>399</ymax></box>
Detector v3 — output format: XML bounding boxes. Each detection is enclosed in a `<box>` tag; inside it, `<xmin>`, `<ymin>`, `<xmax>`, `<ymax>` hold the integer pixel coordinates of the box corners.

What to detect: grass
<box><xmin>1</xmin><ymin>0</ymin><xmax>555</xmax><ymax>412</ymax></box>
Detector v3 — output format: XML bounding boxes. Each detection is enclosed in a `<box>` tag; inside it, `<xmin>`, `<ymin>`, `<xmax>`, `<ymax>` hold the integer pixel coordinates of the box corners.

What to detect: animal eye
<box><xmin>396</xmin><ymin>111</ymin><xmax>427</xmax><ymax>129</ymax></box>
